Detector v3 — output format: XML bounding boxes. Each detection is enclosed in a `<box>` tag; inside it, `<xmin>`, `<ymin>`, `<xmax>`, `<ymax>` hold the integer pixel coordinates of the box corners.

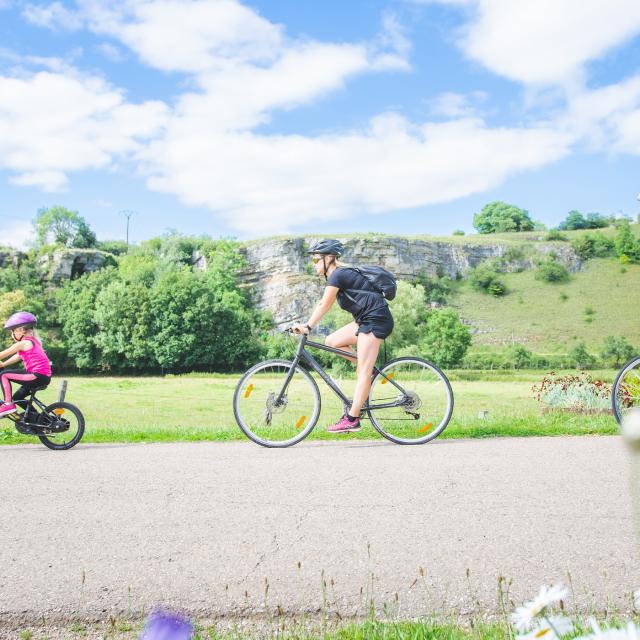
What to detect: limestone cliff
<box><xmin>238</xmin><ymin>235</ymin><xmax>581</xmax><ymax>328</ymax></box>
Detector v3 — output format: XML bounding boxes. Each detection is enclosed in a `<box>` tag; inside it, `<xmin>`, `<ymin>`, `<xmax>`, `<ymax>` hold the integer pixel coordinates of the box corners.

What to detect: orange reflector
<box><xmin>53</xmin><ymin>408</ymin><xmax>66</xmax><ymax>416</ymax></box>
<box><xmin>244</xmin><ymin>384</ymin><xmax>254</xmax><ymax>398</ymax></box>
<box><xmin>295</xmin><ymin>416</ymin><xmax>306</xmax><ymax>429</ymax></box>
<box><xmin>381</xmin><ymin>373</ymin><xmax>394</xmax><ymax>385</ymax></box>
<box><xmin>419</xmin><ymin>423</ymin><xmax>433</xmax><ymax>433</ymax></box>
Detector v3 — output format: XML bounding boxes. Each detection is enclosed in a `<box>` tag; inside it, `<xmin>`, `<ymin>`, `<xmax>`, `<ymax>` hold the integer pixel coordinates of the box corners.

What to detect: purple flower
<box><xmin>139</xmin><ymin>610</ymin><xmax>193</xmax><ymax>640</ymax></box>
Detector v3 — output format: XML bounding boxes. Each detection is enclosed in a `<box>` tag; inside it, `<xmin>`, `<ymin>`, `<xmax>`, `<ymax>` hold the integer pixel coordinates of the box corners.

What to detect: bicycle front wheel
<box><xmin>612</xmin><ymin>356</ymin><xmax>640</xmax><ymax>426</ymax></box>
<box><xmin>233</xmin><ymin>359</ymin><xmax>321</xmax><ymax>448</ymax></box>
<box><xmin>367</xmin><ymin>357</ymin><xmax>454</xmax><ymax>445</ymax></box>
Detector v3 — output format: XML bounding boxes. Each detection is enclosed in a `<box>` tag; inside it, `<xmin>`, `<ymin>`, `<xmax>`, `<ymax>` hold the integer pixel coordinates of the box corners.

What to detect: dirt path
<box><xmin>0</xmin><ymin>437</ymin><xmax>637</xmax><ymax>629</ymax></box>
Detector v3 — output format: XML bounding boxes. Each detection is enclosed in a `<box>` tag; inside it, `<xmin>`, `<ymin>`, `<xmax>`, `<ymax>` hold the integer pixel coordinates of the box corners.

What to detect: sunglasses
<box><xmin>311</xmin><ymin>256</ymin><xmax>324</xmax><ymax>264</ymax></box>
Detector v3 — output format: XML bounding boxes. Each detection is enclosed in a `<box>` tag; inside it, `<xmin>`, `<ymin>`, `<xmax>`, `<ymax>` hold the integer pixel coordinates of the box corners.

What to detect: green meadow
<box><xmin>0</xmin><ymin>369</ymin><xmax>619</xmax><ymax>445</ymax></box>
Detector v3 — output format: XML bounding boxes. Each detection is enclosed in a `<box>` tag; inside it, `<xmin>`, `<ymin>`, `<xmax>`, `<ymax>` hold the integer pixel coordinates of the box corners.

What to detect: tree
<box><xmin>503</xmin><ymin>344</ymin><xmax>533</xmax><ymax>369</ymax></box>
<box><xmin>34</xmin><ymin>206</ymin><xmax>97</xmax><ymax>248</ymax></box>
<box><xmin>57</xmin><ymin>268</ymin><xmax>116</xmax><ymax>369</ymax></box>
<box><xmin>384</xmin><ymin>281</ymin><xmax>429</xmax><ymax>351</ymax></box>
<box><xmin>614</xmin><ymin>220</ymin><xmax>640</xmax><ymax>262</ymax></box>
<box><xmin>567</xmin><ymin>341</ymin><xmax>596</xmax><ymax>369</ymax></box>
<box><xmin>93</xmin><ymin>280</ymin><xmax>154</xmax><ymax>370</ymax></box>
<box><xmin>600</xmin><ymin>336</ymin><xmax>636</xmax><ymax>368</ymax></box>
<box><xmin>419</xmin><ymin>308</ymin><xmax>472</xmax><ymax>367</ymax></box>
<box><xmin>473</xmin><ymin>201</ymin><xmax>536</xmax><ymax>234</ymax></box>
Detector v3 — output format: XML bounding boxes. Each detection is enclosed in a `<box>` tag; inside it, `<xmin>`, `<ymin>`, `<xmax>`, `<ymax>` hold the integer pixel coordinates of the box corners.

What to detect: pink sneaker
<box><xmin>327</xmin><ymin>414</ymin><xmax>361</xmax><ymax>433</ymax></box>
<box><xmin>0</xmin><ymin>403</ymin><xmax>17</xmax><ymax>418</ymax></box>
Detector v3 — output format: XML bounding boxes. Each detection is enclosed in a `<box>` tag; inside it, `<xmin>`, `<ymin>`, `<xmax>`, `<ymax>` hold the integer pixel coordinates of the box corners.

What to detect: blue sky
<box><xmin>1</xmin><ymin>0</ymin><xmax>640</xmax><ymax>246</ymax></box>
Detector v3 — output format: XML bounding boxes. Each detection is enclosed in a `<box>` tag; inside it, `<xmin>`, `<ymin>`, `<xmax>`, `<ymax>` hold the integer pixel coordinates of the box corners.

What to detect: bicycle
<box><xmin>233</xmin><ymin>329</ymin><xmax>454</xmax><ymax>448</ymax></box>
<box><xmin>612</xmin><ymin>355</ymin><xmax>640</xmax><ymax>426</ymax></box>
<box><xmin>4</xmin><ymin>383</ymin><xmax>85</xmax><ymax>450</ymax></box>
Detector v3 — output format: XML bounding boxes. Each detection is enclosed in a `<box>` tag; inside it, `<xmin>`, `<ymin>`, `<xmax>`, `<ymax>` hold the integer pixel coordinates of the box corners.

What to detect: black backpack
<box><xmin>345</xmin><ymin>265</ymin><xmax>397</xmax><ymax>301</ymax></box>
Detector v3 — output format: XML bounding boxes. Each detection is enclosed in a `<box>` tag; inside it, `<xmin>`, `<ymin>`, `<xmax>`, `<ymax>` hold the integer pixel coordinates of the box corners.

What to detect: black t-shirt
<box><xmin>327</xmin><ymin>267</ymin><xmax>388</xmax><ymax>322</ymax></box>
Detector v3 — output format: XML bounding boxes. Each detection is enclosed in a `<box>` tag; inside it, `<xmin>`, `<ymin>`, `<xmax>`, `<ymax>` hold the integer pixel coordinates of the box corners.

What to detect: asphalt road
<box><xmin>0</xmin><ymin>437</ymin><xmax>638</xmax><ymax>628</ymax></box>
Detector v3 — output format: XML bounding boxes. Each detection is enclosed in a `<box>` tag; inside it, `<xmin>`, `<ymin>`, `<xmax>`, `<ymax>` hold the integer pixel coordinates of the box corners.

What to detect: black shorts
<box><xmin>355</xmin><ymin>309</ymin><xmax>394</xmax><ymax>340</ymax></box>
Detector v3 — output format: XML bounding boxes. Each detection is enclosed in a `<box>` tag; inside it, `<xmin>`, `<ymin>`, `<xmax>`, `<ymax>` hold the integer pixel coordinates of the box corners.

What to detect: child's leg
<box><xmin>0</xmin><ymin>371</ymin><xmax>37</xmax><ymax>404</ymax></box>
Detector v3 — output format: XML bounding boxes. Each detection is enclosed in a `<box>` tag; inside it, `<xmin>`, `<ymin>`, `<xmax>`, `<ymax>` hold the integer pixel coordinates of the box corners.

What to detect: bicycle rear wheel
<box><xmin>37</xmin><ymin>402</ymin><xmax>85</xmax><ymax>450</ymax></box>
<box><xmin>233</xmin><ymin>359</ymin><xmax>321</xmax><ymax>447</ymax></box>
<box><xmin>367</xmin><ymin>357</ymin><xmax>453</xmax><ymax>444</ymax></box>
<box><xmin>612</xmin><ymin>356</ymin><xmax>640</xmax><ymax>426</ymax></box>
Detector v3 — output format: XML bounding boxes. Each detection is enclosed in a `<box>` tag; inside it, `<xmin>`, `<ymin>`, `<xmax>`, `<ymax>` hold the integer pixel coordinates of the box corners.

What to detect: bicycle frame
<box><xmin>275</xmin><ymin>333</ymin><xmax>409</xmax><ymax>411</ymax></box>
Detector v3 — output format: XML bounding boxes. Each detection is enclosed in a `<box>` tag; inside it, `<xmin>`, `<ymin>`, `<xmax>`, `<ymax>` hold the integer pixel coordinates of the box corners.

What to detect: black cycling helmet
<box><xmin>306</xmin><ymin>239</ymin><xmax>344</xmax><ymax>257</ymax></box>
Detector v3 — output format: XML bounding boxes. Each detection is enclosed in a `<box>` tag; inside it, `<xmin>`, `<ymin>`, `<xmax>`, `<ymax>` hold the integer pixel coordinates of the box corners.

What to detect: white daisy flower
<box><xmin>517</xmin><ymin>615</ymin><xmax>575</xmax><ymax>639</ymax></box>
<box><xmin>512</xmin><ymin>585</ymin><xmax>568</xmax><ymax>632</ymax></box>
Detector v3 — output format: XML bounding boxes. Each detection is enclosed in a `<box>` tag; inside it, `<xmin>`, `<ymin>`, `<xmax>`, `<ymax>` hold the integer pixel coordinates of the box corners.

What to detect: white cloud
<box><xmin>0</xmin><ymin>68</ymin><xmax>168</xmax><ymax>191</ymax></box>
<box><xmin>23</xmin><ymin>1</ymin><xmax>83</xmax><ymax>30</ymax></box>
<box><xmin>10</xmin><ymin>0</ymin><xmax>640</xmax><ymax>233</ymax></box>
<box><xmin>427</xmin><ymin>91</ymin><xmax>487</xmax><ymax>118</ymax></box>
<box><xmin>78</xmin><ymin>0</ymin><xmax>284</xmax><ymax>73</ymax></box>
<box><xmin>428</xmin><ymin>0</ymin><xmax>640</xmax><ymax>86</ymax></box>
<box><xmin>563</xmin><ymin>75</ymin><xmax>640</xmax><ymax>154</ymax></box>
<box><xmin>95</xmin><ymin>42</ymin><xmax>126</xmax><ymax>63</ymax></box>
<box><xmin>0</xmin><ymin>221</ymin><xmax>35</xmax><ymax>250</ymax></box>
<box><xmin>140</xmin><ymin>113</ymin><xmax>572</xmax><ymax>233</ymax></box>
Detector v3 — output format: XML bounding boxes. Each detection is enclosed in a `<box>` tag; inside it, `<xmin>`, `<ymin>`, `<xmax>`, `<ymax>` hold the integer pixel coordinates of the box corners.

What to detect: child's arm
<box><xmin>0</xmin><ymin>340</ymin><xmax>32</xmax><ymax>361</ymax></box>
<box><xmin>0</xmin><ymin>353</ymin><xmax>21</xmax><ymax>368</ymax></box>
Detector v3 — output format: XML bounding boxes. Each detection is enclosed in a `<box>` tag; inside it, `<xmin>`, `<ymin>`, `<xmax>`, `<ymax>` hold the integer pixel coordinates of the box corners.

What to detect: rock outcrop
<box><xmin>238</xmin><ymin>235</ymin><xmax>581</xmax><ymax>327</ymax></box>
<box><xmin>38</xmin><ymin>249</ymin><xmax>115</xmax><ymax>282</ymax></box>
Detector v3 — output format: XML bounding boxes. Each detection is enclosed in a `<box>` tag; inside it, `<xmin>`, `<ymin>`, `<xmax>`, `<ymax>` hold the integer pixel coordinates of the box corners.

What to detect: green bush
<box><xmin>614</xmin><ymin>220</ymin><xmax>640</xmax><ymax>263</ymax></box>
<box><xmin>535</xmin><ymin>257</ymin><xmax>570</xmax><ymax>283</ymax></box>
<box><xmin>414</xmin><ymin>270</ymin><xmax>452</xmax><ymax>304</ymax></box>
<box><xmin>545</xmin><ymin>230</ymin><xmax>568</xmax><ymax>241</ymax></box>
<box><xmin>470</xmin><ymin>263</ymin><xmax>507</xmax><ymax>296</ymax></box>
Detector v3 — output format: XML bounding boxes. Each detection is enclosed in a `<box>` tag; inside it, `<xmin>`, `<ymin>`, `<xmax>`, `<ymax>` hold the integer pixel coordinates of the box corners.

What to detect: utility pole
<box><xmin>120</xmin><ymin>209</ymin><xmax>136</xmax><ymax>249</ymax></box>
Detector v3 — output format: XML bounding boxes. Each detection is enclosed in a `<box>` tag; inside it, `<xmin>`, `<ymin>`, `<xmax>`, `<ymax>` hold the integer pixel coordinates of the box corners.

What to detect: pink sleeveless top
<box><xmin>19</xmin><ymin>336</ymin><xmax>52</xmax><ymax>376</ymax></box>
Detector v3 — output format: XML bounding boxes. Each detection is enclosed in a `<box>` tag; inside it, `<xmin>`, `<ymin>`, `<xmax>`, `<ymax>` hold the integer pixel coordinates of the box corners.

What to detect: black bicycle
<box><xmin>612</xmin><ymin>355</ymin><xmax>640</xmax><ymax>426</ymax></box>
<box><xmin>233</xmin><ymin>330</ymin><xmax>454</xmax><ymax>447</ymax></box>
<box><xmin>5</xmin><ymin>384</ymin><xmax>85</xmax><ymax>450</ymax></box>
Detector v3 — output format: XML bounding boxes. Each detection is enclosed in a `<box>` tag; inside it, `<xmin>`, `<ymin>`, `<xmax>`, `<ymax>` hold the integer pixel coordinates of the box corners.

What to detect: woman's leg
<box><xmin>349</xmin><ymin>332</ymin><xmax>383</xmax><ymax>417</ymax></box>
<box><xmin>325</xmin><ymin>322</ymin><xmax>359</xmax><ymax>363</ymax></box>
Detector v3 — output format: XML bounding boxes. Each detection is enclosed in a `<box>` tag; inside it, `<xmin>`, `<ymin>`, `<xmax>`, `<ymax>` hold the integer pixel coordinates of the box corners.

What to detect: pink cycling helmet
<box><xmin>4</xmin><ymin>311</ymin><xmax>38</xmax><ymax>330</ymax></box>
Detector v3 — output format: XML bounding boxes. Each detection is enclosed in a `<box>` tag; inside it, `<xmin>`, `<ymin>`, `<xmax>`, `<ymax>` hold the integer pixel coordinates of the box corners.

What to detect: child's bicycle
<box><xmin>233</xmin><ymin>329</ymin><xmax>454</xmax><ymax>448</ymax></box>
<box><xmin>612</xmin><ymin>355</ymin><xmax>640</xmax><ymax>425</ymax></box>
<box><xmin>5</xmin><ymin>382</ymin><xmax>85</xmax><ymax>450</ymax></box>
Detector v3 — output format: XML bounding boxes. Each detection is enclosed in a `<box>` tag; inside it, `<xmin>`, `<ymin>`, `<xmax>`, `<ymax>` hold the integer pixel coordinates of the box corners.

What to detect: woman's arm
<box><xmin>0</xmin><ymin>353</ymin><xmax>21</xmax><ymax>368</ymax></box>
<box><xmin>293</xmin><ymin>286</ymin><xmax>339</xmax><ymax>334</ymax></box>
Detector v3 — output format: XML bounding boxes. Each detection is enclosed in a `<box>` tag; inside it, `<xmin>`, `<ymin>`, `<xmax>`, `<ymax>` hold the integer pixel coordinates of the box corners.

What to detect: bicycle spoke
<box><xmin>234</xmin><ymin>360</ymin><xmax>320</xmax><ymax>447</ymax></box>
<box><xmin>367</xmin><ymin>357</ymin><xmax>453</xmax><ymax>444</ymax></box>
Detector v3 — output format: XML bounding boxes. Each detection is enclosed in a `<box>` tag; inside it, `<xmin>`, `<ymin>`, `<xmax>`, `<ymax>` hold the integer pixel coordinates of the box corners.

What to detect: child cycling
<box><xmin>0</xmin><ymin>312</ymin><xmax>52</xmax><ymax>417</ymax></box>
<box><xmin>292</xmin><ymin>239</ymin><xmax>394</xmax><ymax>433</ymax></box>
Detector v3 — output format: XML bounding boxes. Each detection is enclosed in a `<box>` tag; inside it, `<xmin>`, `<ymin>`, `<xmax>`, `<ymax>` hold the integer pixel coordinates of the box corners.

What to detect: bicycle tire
<box><xmin>367</xmin><ymin>356</ymin><xmax>454</xmax><ymax>445</ymax></box>
<box><xmin>38</xmin><ymin>402</ymin><xmax>85</xmax><ymax>450</ymax></box>
<box><xmin>612</xmin><ymin>355</ymin><xmax>640</xmax><ymax>426</ymax></box>
<box><xmin>233</xmin><ymin>359</ymin><xmax>321</xmax><ymax>448</ymax></box>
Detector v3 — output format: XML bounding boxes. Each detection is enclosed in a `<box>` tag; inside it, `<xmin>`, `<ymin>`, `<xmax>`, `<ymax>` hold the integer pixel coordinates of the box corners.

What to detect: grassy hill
<box><xmin>451</xmin><ymin>257</ymin><xmax>640</xmax><ymax>353</ymax></box>
<box><xmin>443</xmin><ymin>223</ymin><xmax>640</xmax><ymax>354</ymax></box>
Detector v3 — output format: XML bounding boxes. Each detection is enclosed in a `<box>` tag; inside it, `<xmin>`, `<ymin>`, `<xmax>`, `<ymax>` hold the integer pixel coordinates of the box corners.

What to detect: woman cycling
<box><xmin>292</xmin><ymin>239</ymin><xmax>394</xmax><ymax>433</ymax></box>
